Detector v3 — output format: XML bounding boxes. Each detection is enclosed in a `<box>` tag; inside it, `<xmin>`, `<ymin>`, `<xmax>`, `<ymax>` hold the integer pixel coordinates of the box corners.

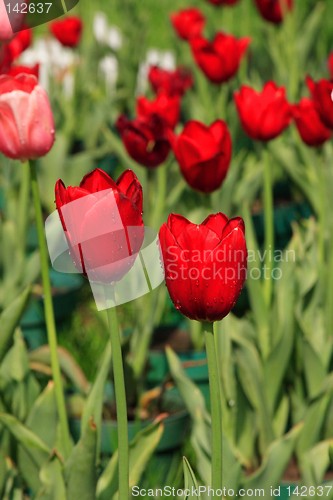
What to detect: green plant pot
<box><xmin>147</xmin><ymin>349</ymin><xmax>209</xmax><ymax>407</ymax></box>
<box><xmin>21</xmin><ymin>270</ymin><xmax>83</xmax><ymax>349</ymax></box>
<box><xmin>69</xmin><ymin>390</ymin><xmax>190</xmax><ymax>455</ymax></box>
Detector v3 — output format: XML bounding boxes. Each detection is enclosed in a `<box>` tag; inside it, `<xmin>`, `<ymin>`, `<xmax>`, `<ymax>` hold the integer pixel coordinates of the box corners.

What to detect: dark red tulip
<box><xmin>190</xmin><ymin>33</ymin><xmax>250</xmax><ymax>84</ymax></box>
<box><xmin>171</xmin><ymin>120</ymin><xmax>232</xmax><ymax>193</ymax></box>
<box><xmin>234</xmin><ymin>82</ymin><xmax>291</xmax><ymax>141</ymax></box>
<box><xmin>148</xmin><ymin>66</ymin><xmax>193</xmax><ymax>97</ymax></box>
<box><xmin>328</xmin><ymin>53</ymin><xmax>333</xmax><ymax>80</ymax></box>
<box><xmin>170</xmin><ymin>8</ymin><xmax>205</xmax><ymax>41</ymax></box>
<box><xmin>292</xmin><ymin>98</ymin><xmax>331</xmax><ymax>147</ymax></box>
<box><xmin>116</xmin><ymin>115</ymin><xmax>170</xmax><ymax>168</ymax></box>
<box><xmin>254</xmin><ymin>0</ymin><xmax>293</xmax><ymax>24</ymax></box>
<box><xmin>136</xmin><ymin>92</ymin><xmax>181</xmax><ymax>129</ymax></box>
<box><xmin>159</xmin><ymin>213</ymin><xmax>247</xmax><ymax>322</ymax></box>
<box><xmin>50</xmin><ymin>17</ymin><xmax>83</xmax><ymax>47</ymax></box>
<box><xmin>306</xmin><ymin>76</ymin><xmax>333</xmax><ymax>130</ymax></box>
<box><xmin>207</xmin><ymin>0</ymin><xmax>240</xmax><ymax>5</ymax></box>
<box><xmin>55</xmin><ymin>168</ymin><xmax>144</xmax><ymax>283</ymax></box>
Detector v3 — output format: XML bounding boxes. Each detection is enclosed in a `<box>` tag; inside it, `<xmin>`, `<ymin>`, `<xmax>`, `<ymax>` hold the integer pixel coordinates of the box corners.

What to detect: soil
<box><xmin>281</xmin><ymin>457</ymin><xmax>333</xmax><ymax>482</ymax></box>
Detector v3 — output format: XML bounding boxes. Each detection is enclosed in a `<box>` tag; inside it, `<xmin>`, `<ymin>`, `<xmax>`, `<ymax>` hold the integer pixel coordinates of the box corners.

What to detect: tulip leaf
<box><xmin>18</xmin><ymin>382</ymin><xmax>60</xmax><ymax>492</ymax></box>
<box><xmin>183</xmin><ymin>457</ymin><xmax>201</xmax><ymax>499</ymax></box>
<box><xmin>302</xmin><ymin>339</ymin><xmax>327</xmax><ymax>399</ymax></box>
<box><xmin>81</xmin><ymin>340</ymin><xmax>111</xmax><ymax>459</ymax></box>
<box><xmin>0</xmin><ymin>287</ymin><xmax>31</xmax><ymax>362</ymax></box>
<box><xmin>297</xmin><ymin>394</ymin><xmax>331</xmax><ymax>456</ymax></box>
<box><xmin>29</xmin><ymin>346</ymin><xmax>90</xmax><ymax>395</ymax></box>
<box><xmin>64</xmin><ymin>417</ymin><xmax>97</xmax><ymax>500</ymax></box>
<box><xmin>97</xmin><ymin>420</ymin><xmax>163</xmax><ymax>500</ymax></box>
<box><xmin>37</xmin><ymin>454</ymin><xmax>67</xmax><ymax>500</ymax></box>
<box><xmin>242</xmin><ymin>423</ymin><xmax>303</xmax><ymax>491</ymax></box>
<box><xmin>300</xmin><ymin>439</ymin><xmax>333</xmax><ymax>487</ymax></box>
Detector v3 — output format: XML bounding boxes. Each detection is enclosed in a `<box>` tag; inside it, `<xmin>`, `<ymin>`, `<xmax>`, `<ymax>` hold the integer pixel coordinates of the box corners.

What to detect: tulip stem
<box><xmin>262</xmin><ymin>149</ymin><xmax>274</xmax><ymax>307</ymax></box>
<box><xmin>106</xmin><ymin>304</ymin><xmax>129</xmax><ymax>499</ymax></box>
<box><xmin>28</xmin><ymin>160</ymin><xmax>71</xmax><ymax>457</ymax></box>
<box><xmin>204</xmin><ymin>321</ymin><xmax>223</xmax><ymax>494</ymax></box>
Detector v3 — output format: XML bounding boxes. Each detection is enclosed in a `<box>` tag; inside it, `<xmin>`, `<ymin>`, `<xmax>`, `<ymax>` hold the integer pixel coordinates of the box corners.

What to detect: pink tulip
<box><xmin>0</xmin><ymin>74</ymin><xmax>55</xmax><ymax>160</ymax></box>
<box><xmin>0</xmin><ymin>1</ymin><xmax>25</xmax><ymax>41</ymax></box>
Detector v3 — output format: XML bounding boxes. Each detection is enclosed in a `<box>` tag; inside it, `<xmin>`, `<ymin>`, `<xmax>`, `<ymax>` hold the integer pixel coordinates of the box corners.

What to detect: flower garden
<box><xmin>0</xmin><ymin>0</ymin><xmax>333</xmax><ymax>498</ymax></box>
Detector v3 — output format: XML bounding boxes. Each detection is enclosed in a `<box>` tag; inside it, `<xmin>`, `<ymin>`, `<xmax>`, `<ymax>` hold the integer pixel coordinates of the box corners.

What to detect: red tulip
<box><xmin>148</xmin><ymin>66</ymin><xmax>193</xmax><ymax>97</ymax></box>
<box><xmin>6</xmin><ymin>64</ymin><xmax>39</xmax><ymax>79</ymax></box>
<box><xmin>328</xmin><ymin>53</ymin><xmax>333</xmax><ymax>80</ymax></box>
<box><xmin>234</xmin><ymin>82</ymin><xmax>291</xmax><ymax>141</ymax></box>
<box><xmin>292</xmin><ymin>98</ymin><xmax>331</xmax><ymax>147</ymax></box>
<box><xmin>207</xmin><ymin>0</ymin><xmax>240</xmax><ymax>5</ymax></box>
<box><xmin>55</xmin><ymin>168</ymin><xmax>144</xmax><ymax>284</ymax></box>
<box><xmin>170</xmin><ymin>8</ymin><xmax>205</xmax><ymax>41</ymax></box>
<box><xmin>306</xmin><ymin>76</ymin><xmax>333</xmax><ymax>130</ymax></box>
<box><xmin>171</xmin><ymin>120</ymin><xmax>232</xmax><ymax>193</ymax></box>
<box><xmin>159</xmin><ymin>213</ymin><xmax>247</xmax><ymax>322</ymax></box>
<box><xmin>7</xmin><ymin>28</ymin><xmax>32</xmax><ymax>60</ymax></box>
<box><xmin>0</xmin><ymin>1</ymin><xmax>25</xmax><ymax>41</ymax></box>
<box><xmin>50</xmin><ymin>17</ymin><xmax>83</xmax><ymax>48</ymax></box>
<box><xmin>0</xmin><ymin>74</ymin><xmax>55</xmax><ymax>160</ymax></box>
<box><xmin>254</xmin><ymin>0</ymin><xmax>293</xmax><ymax>24</ymax></box>
<box><xmin>116</xmin><ymin>115</ymin><xmax>170</xmax><ymax>168</ymax></box>
<box><xmin>136</xmin><ymin>92</ymin><xmax>181</xmax><ymax>129</ymax></box>
<box><xmin>190</xmin><ymin>33</ymin><xmax>250</xmax><ymax>84</ymax></box>
<box><xmin>0</xmin><ymin>45</ymin><xmax>12</xmax><ymax>74</ymax></box>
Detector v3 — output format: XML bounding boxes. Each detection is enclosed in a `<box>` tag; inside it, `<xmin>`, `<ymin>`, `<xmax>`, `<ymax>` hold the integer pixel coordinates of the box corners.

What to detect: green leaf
<box><xmin>183</xmin><ymin>457</ymin><xmax>201</xmax><ymax>499</ymax></box>
<box><xmin>81</xmin><ymin>340</ymin><xmax>111</xmax><ymax>459</ymax></box>
<box><xmin>37</xmin><ymin>454</ymin><xmax>67</xmax><ymax>500</ymax></box>
<box><xmin>64</xmin><ymin>417</ymin><xmax>97</xmax><ymax>500</ymax></box>
<box><xmin>300</xmin><ymin>439</ymin><xmax>333</xmax><ymax>487</ymax></box>
<box><xmin>243</xmin><ymin>423</ymin><xmax>303</xmax><ymax>491</ymax></box>
<box><xmin>0</xmin><ymin>413</ymin><xmax>51</xmax><ymax>469</ymax></box>
<box><xmin>0</xmin><ymin>287</ymin><xmax>31</xmax><ymax>361</ymax></box>
<box><xmin>97</xmin><ymin>420</ymin><xmax>163</xmax><ymax>500</ymax></box>
<box><xmin>297</xmin><ymin>394</ymin><xmax>331</xmax><ymax>456</ymax></box>
<box><xmin>18</xmin><ymin>382</ymin><xmax>60</xmax><ymax>492</ymax></box>
<box><xmin>302</xmin><ymin>340</ymin><xmax>327</xmax><ymax>399</ymax></box>
<box><xmin>166</xmin><ymin>347</ymin><xmax>211</xmax><ymax>485</ymax></box>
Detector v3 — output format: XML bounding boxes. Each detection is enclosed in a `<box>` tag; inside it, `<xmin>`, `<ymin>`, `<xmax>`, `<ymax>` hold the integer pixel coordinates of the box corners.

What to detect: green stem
<box><xmin>204</xmin><ymin>321</ymin><xmax>223</xmax><ymax>493</ymax></box>
<box><xmin>262</xmin><ymin>149</ymin><xmax>274</xmax><ymax>307</ymax></box>
<box><xmin>18</xmin><ymin>161</ymin><xmax>30</xmax><ymax>250</ymax></box>
<box><xmin>29</xmin><ymin>160</ymin><xmax>71</xmax><ymax>457</ymax></box>
<box><xmin>151</xmin><ymin>165</ymin><xmax>167</xmax><ymax>230</ymax></box>
<box><xmin>106</xmin><ymin>306</ymin><xmax>129</xmax><ymax>499</ymax></box>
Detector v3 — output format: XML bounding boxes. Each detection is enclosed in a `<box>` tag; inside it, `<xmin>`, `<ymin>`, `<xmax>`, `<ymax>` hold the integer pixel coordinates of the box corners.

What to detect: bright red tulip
<box><xmin>7</xmin><ymin>28</ymin><xmax>32</xmax><ymax>59</ymax></box>
<box><xmin>116</xmin><ymin>115</ymin><xmax>170</xmax><ymax>168</ymax></box>
<box><xmin>234</xmin><ymin>82</ymin><xmax>291</xmax><ymax>141</ymax></box>
<box><xmin>190</xmin><ymin>33</ymin><xmax>250</xmax><ymax>84</ymax></box>
<box><xmin>171</xmin><ymin>120</ymin><xmax>232</xmax><ymax>193</ymax></box>
<box><xmin>0</xmin><ymin>1</ymin><xmax>25</xmax><ymax>41</ymax></box>
<box><xmin>306</xmin><ymin>76</ymin><xmax>333</xmax><ymax>130</ymax></box>
<box><xmin>136</xmin><ymin>92</ymin><xmax>181</xmax><ymax>129</ymax></box>
<box><xmin>50</xmin><ymin>17</ymin><xmax>83</xmax><ymax>47</ymax></box>
<box><xmin>207</xmin><ymin>0</ymin><xmax>240</xmax><ymax>5</ymax></box>
<box><xmin>292</xmin><ymin>98</ymin><xmax>331</xmax><ymax>147</ymax></box>
<box><xmin>254</xmin><ymin>0</ymin><xmax>293</xmax><ymax>24</ymax></box>
<box><xmin>6</xmin><ymin>64</ymin><xmax>39</xmax><ymax>79</ymax></box>
<box><xmin>328</xmin><ymin>53</ymin><xmax>333</xmax><ymax>80</ymax></box>
<box><xmin>159</xmin><ymin>213</ymin><xmax>247</xmax><ymax>322</ymax></box>
<box><xmin>148</xmin><ymin>66</ymin><xmax>193</xmax><ymax>97</ymax></box>
<box><xmin>55</xmin><ymin>169</ymin><xmax>144</xmax><ymax>284</ymax></box>
<box><xmin>0</xmin><ymin>74</ymin><xmax>55</xmax><ymax>160</ymax></box>
<box><xmin>170</xmin><ymin>8</ymin><xmax>205</xmax><ymax>41</ymax></box>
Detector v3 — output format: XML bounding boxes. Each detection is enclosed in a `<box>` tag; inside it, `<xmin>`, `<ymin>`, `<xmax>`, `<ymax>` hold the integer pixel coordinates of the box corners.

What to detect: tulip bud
<box><xmin>0</xmin><ymin>74</ymin><xmax>55</xmax><ymax>160</ymax></box>
<box><xmin>172</xmin><ymin>120</ymin><xmax>232</xmax><ymax>193</ymax></box>
<box><xmin>159</xmin><ymin>213</ymin><xmax>247</xmax><ymax>322</ymax></box>
<box><xmin>190</xmin><ymin>33</ymin><xmax>250</xmax><ymax>84</ymax></box>
<box><xmin>234</xmin><ymin>81</ymin><xmax>291</xmax><ymax>141</ymax></box>
<box><xmin>170</xmin><ymin>8</ymin><xmax>205</xmax><ymax>41</ymax></box>
<box><xmin>292</xmin><ymin>98</ymin><xmax>331</xmax><ymax>147</ymax></box>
